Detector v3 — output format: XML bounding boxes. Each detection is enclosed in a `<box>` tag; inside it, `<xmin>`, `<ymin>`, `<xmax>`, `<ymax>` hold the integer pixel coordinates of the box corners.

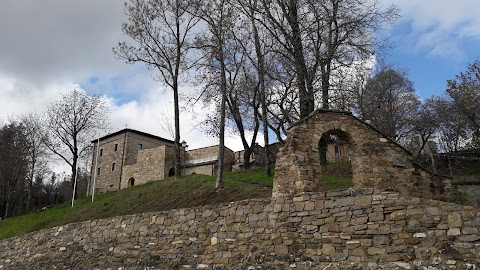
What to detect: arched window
<box><xmin>128</xmin><ymin>177</ymin><xmax>135</xmax><ymax>187</ymax></box>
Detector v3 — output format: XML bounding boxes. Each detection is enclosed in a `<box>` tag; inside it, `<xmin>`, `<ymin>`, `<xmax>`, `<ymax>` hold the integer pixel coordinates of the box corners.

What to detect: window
<box><xmin>335</xmin><ymin>145</ymin><xmax>340</xmax><ymax>157</ymax></box>
<box><xmin>97</xmin><ymin>167</ymin><xmax>101</xmax><ymax>176</ymax></box>
<box><xmin>111</xmin><ymin>163</ymin><xmax>116</xmax><ymax>171</ymax></box>
<box><xmin>138</xmin><ymin>143</ymin><xmax>143</xmax><ymax>150</ymax></box>
<box><xmin>100</xmin><ymin>148</ymin><xmax>103</xmax><ymax>156</ymax></box>
<box><xmin>114</xmin><ymin>143</ymin><xmax>118</xmax><ymax>151</ymax></box>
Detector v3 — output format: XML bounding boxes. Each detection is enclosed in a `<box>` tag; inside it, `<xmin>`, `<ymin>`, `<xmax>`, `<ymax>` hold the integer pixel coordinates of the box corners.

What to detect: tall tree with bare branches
<box><xmin>114</xmin><ymin>0</ymin><xmax>200</xmax><ymax>178</ymax></box>
<box><xmin>195</xmin><ymin>0</ymin><xmax>236</xmax><ymax>189</ymax></box>
<box><xmin>43</xmin><ymin>89</ymin><xmax>109</xmax><ymax>199</ymax></box>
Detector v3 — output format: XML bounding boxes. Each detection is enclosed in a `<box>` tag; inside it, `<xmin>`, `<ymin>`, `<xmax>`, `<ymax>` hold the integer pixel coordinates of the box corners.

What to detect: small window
<box><xmin>97</xmin><ymin>167</ymin><xmax>101</xmax><ymax>176</ymax></box>
<box><xmin>114</xmin><ymin>143</ymin><xmax>118</xmax><ymax>151</ymax></box>
<box><xmin>111</xmin><ymin>163</ymin><xmax>116</xmax><ymax>171</ymax></box>
<box><xmin>138</xmin><ymin>143</ymin><xmax>143</xmax><ymax>150</ymax></box>
<box><xmin>100</xmin><ymin>148</ymin><xmax>103</xmax><ymax>156</ymax></box>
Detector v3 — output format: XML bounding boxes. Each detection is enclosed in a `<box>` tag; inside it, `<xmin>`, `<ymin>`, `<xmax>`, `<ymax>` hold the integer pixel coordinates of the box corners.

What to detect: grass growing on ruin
<box><xmin>0</xmin><ymin>168</ymin><xmax>273</xmax><ymax>240</ymax></box>
<box><xmin>321</xmin><ymin>176</ymin><xmax>354</xmax><ymax>190</ymax></box>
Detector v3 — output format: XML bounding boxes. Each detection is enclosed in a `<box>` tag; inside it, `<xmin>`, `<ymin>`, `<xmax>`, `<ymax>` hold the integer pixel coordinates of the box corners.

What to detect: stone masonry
<box><xmin>273</xmin><ymin>109</ymin><xmax>450</xmax><ymax>199</ymax></box>
<box><xmin>0</xmin><ymin>189</ymin><xmax>479</xmax><ymax>269</ymax></box>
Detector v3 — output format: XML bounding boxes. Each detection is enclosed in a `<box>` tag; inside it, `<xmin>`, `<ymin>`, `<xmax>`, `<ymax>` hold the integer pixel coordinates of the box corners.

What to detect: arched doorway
<box><xmin>168</xmin><ymin>167</ymin><xmax>175</xmax><ymax>177</ymax></box>
<box><xmin>317</xmin><ymin>129</ymin><xmax>353</xmax><ymax>190</ymax></box>
<box><xmin>128</xmin><ymin>177</ymin><xmax>135</xmax><ymax>187</ymax></box>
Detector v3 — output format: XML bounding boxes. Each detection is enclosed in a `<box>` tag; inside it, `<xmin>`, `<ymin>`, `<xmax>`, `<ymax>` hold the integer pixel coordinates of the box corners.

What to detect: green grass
<box><xmin>0</xmin><ymin>169</ymin><xmax>273</xmax><ymax>241</ymax></box>
<box><xmin>319</xmin><ymin>160</ymin><xmax>353</xmax><ymax>191</ymax></box>
<box><xmin>321</xmin><ymin>176</ymin><xmax>354</xmax><ymax>191</ymax></box>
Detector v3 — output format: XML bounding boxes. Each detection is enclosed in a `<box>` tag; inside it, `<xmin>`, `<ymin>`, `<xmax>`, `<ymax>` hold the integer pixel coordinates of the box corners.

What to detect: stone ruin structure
<box><xmin>273</xmin><ymin>109</ymin><xmax>450</xmax><ymax>199</ymax></box>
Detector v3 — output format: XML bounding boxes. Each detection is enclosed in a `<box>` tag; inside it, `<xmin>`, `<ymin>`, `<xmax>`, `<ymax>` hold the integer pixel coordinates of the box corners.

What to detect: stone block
<box><xmin>457</xmin><ymin>234</ymin><xmax>480</xmax><ymax>242</ymax></box>
<box><xmin>350</xmin><ymin>248</ymin><xmax>365</xmax><ymax>257</ymax></box>
<box><xmin>335</xmin><ymin>197</ymin><xmax>355</xmax><ymax>207</ymax></box>
<box><xmin>369</xmin><ymin>212</ymin><xmax>384</xmax><ymax>222</ymax></box>
<box><xmin>355</xmin><ymin>196</ymin><xmax>372</xmax><ymax>207</ymax></box>
<box><xmin>322</xmin><ymin>244</ymin><xmax>335</xmax><ymax>256</ymax></box>
<box><xmin>373</xmin><ymin>236</ymin><xmax>390</xmax><ymax>246</ymax></box>
<box><xmin>315</xmin><ymin>200</ymin><xmax>325</xmax><ymax>209</ymax></box>
<box><xmin>448</xmin><ymin>212</ymin><xmax>462</xmax><ymax>227</ymax></box>
<box><xmin>389</xmin><ymin>210</ymin><xmax>406</xmax><ymax>221</ymax></box>
<box><xmin>367</xmin><ymin>247</ymin><xmax>386</xmax><ymax>255</ymax></box>
<box><xmin>447</xmin><ymin>228</ymin><xmax>461</xmax><ymax>236</ymax></box>
<box><xmin>304</xmin><ymin>201</ymin><xmax>315</xmax><ymax>211</ymax></box>
<box><xmin>425</xmin><ymin>207</ymin><xmax>442</xmax><ymax>216</ymax></box>
<box><xmin>462</xmin><ymin>227</ymin><xmax>478</xmax><ymax>235</ymax></box>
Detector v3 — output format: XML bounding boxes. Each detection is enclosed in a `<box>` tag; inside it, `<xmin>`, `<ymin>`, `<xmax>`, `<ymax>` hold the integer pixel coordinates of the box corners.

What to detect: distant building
<box><xmin>90</xmin><ymin>129</ymin><xmax>234</xmax><ymax>194</ymax></box>
<box><xmin>232</xmin><ymin>143</ymin><xmax>281</xmax><ymax>171</ymax></box>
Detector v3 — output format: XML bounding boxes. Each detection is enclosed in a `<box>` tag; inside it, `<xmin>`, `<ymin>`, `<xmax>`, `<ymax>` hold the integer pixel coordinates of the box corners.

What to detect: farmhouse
<box><xmin>90</xmin><ymin>129</ymin><xmax>235</xmax><ymax>193</ymax></box>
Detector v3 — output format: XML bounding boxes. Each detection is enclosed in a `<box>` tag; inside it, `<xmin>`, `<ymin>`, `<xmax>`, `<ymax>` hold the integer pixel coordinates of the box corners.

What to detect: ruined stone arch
<box><xmin>272</xmin><ymin>110</ymin><xmax>435</xmax><ymax>198</ymax></box>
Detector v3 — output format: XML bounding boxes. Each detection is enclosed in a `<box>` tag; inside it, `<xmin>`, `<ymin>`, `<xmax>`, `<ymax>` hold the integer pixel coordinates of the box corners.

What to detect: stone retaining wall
<box><xmin>1</xmin><ymin>189</ymin><xmax>479</xmax><ymax>269</ymax></box>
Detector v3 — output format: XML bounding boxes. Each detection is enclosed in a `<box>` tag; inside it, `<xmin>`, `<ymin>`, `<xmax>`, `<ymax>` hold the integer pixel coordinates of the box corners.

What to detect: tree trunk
<box><xmin>4</xmin><ymin>188</ymin><xmax>11</xmax><ymax>219</ymax></box>
<box><xmin>71</xmin><ymin>159</ymin><xmax>77</xmax><ymax>200</ymax></box>
<box><xmin>216</xmin><ymin>53</ymin><xmax>227</xmax><ymax>190</ymax></box>
<box><xmin>26</xmin><ymin>170</ymin><xmax>34</xmax><ymax>212</ymax></box>
<box><xmin>288</xmin><ymin>1</ymin><xmax>314</xmax><ymax>117</ymax></box>
<box><xmin>249</xmin><ymin>6</ymin><xmax>271</xmax><ymax>176</ymax></box>
<box><xmin>321</xmin><ymin>64</ymin><xmax>330</xmax><ymax>109</ymax></box>
<box><xmin>242</xmin><ymin>148</ymin><xmax>252</xmax><ymax>170</ymax></box>
<box><xmin>173</xmin><ymin>80</ymin><xmax>182</xmax><ymax>178</ymax></box>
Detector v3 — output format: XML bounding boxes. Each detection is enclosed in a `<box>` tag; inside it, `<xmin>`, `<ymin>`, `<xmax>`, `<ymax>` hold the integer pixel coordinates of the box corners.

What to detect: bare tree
<box><xmin>195</xmin><ymin>0</ymin><xmax>236</xmax><ymax>189</ymax></box>
<box><xmin>19</xmin><ymin>113</ymin><xmax>47</xmax><ymax>212</ymax></box>
<box><xmin>42</xmin><ymin>89</ymin><xmax>109</xmax><ymax>199</ymax></box>
<box><xmin>356</xmin><ymin>67</ymin><xmax>419</xmax><ymax>140</ymax></box>
<box><xmin>0</xmin><ymin>122</ymin><xmax>29</xmax><ymax>218</ymax></box>
<box><xmin>409</xmin><ymin>100</ymin><xmax>440</xmax><ymax>158</ymax></box>
<box><xmin>114</xmin><ymin>0</ymin><xmax>200</xmax><ymax>178</ymax></box>
<box><xmin>234</xmin><ymin>0</ymin><xmax>274</xmax><ymax>175</ymax></box>
<box><xmin>256</xmin><ymin>0</ymin><xmax>398</xmax><ymax>116</ymax></box>
<box><xmin>446</xmin><ymin>59</ymin><xmax>480</xmax><ymax>147</ymax></box>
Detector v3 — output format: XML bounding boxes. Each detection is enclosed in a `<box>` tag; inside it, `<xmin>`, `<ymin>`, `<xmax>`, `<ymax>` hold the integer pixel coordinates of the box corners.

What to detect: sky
<box><xmin>0</xmin><ymin>0</ymin><xmax>479</xmax><ymax>173</ymax></box>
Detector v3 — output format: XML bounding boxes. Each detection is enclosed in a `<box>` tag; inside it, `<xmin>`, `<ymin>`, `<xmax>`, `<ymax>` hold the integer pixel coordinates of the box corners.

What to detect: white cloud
<box><xmin>105</xmin><ymin>85</ymin><xmax>253</xmax><ymax>152</ymax></box>
<box><xmin>0</xmin><ymin>74</ymin><xmax>75</xmax><ymax>121</ymax></box>
<box><xmin>388</xmin><ymin>0</ymin><xmax>480</xmax><ymax>59</ymax></box>
<box><xmin>0</xmin><ymin>0</ymin><xmax>128</xmax><ymax>86</ymax></box>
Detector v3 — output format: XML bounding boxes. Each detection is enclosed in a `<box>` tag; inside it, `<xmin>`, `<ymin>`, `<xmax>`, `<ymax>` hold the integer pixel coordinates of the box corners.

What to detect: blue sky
<box><xmin>0</xmin><ymin>0</ymin><xmax>479</xmax><ymax>156</ymax></box>
<box><xmin>388</xmin><ymin>22</ymin><xmax>478</xmax><ymax>99</ymax></box>
<box><xmin>384</xmin><ymin>0</ymin><xmax>480</xmax><ymax>99</ymax></box>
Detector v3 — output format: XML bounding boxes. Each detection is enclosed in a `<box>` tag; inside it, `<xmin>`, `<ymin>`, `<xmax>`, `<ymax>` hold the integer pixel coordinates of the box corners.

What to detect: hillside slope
<box><xmin>0</xmin><ymin>169</ymin><xmax>273</xmax><ymax>240</ymax></box>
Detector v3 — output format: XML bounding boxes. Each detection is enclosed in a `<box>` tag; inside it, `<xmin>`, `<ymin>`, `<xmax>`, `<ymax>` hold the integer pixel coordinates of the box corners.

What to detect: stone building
<box><xmin>184</xmin><ymin>146</ymin><xmax>235</xmax><ymax>175</ymax></box>
<box><xmin>90</xmin><ymin>129</ymin><xmax>234</xmax><ymax>194</ymax></box>
<box><xmin>232</xmin><ymin>143</ymin><xmax>281</xmax><ymax>171</ymax></box>
<box><xmin>273</xmin><ymin>109</ymin><xmax>451</xmax><ymax>198</ymax></box>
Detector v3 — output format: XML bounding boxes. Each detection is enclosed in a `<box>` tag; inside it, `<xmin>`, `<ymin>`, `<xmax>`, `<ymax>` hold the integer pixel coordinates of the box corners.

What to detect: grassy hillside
<box><xmin>0</xmin><ymin>166</ymin><xmax>353</xmax><ymax>241</ymax></box>
<box><xmin>0</xmin><ymin>169</ymin><xmax>273</xmax><ymax>240</ymax></box>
